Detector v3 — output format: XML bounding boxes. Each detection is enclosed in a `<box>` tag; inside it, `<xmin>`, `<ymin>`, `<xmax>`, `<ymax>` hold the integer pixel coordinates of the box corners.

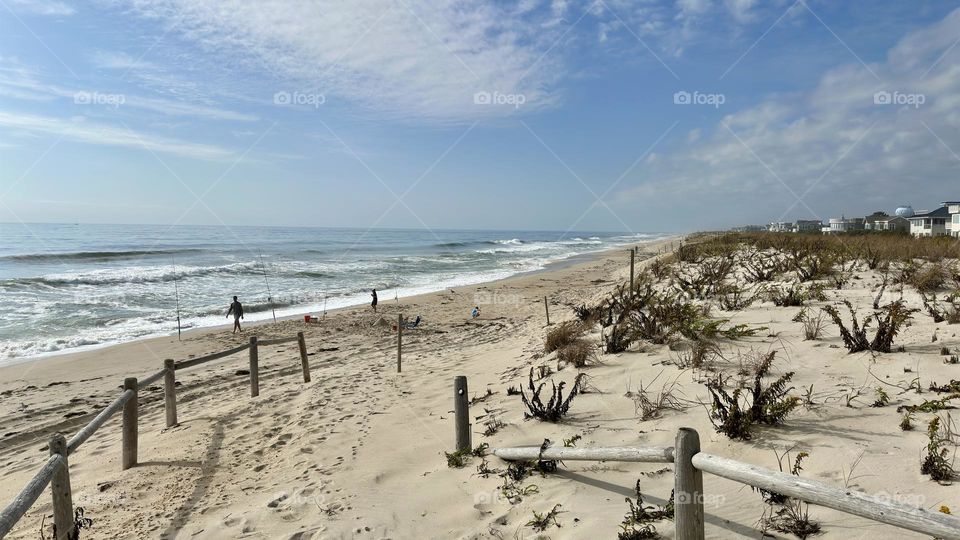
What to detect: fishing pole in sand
<box><xmin>259</xmin><ymin>250</ymin><xmax>277</xmax><ymax>324</ymax></box>
<box><xmin>172</xmin><ymin>257</ymin><xmax>182</xmax><ymax>340</ymax></box>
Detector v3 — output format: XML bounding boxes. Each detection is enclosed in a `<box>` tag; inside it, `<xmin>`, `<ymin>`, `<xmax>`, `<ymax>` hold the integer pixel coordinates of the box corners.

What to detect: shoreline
<box><xmin>0</xmin><ymin>236</ymin><xmax>674</xmax><ymax>368</ymax></box>
<box><xmin>2</xmin><ymin>232</ymin><xmax>956</xmax><ymax>539</ymax></box>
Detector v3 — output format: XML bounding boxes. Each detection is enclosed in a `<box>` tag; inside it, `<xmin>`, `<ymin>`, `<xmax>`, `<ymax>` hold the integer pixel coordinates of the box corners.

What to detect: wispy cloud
<box><xmin>116</xmin><ymin>0</ymin><xmax>572</xmax><ymax>121</ymax></box>
<box><xmin>0</xmin><ymin>111</ymin><xmax>236</xmax><ymax>159</ymax></box>
<box><xmin>0</xmin><ymin>64</ymin><xmax>258</xmax><ymax>121</ymax></box>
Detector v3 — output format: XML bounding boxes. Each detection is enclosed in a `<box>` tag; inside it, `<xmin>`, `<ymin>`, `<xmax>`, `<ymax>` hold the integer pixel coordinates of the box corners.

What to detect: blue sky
<box><xmin>1</xmin><ymin>0</ymin><xmax>959</xmax><ymax>233</ymax></box>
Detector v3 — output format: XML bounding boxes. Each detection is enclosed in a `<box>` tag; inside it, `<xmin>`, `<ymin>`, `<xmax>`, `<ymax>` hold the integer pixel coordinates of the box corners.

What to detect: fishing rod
<box><xmin>172</xmin><ymin>256</ymin><xmax>182</xmax><ymax>341</ymax></box>
<box><xmin>258</xmin><ymin>250</ymin><xmax>278</xmax><ymax>323</ymax></box>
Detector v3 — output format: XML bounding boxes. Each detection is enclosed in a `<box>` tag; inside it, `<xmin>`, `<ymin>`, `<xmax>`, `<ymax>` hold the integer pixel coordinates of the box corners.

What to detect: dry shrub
<box><xmin>545</xmin><ymin>321</ymin><xmax>583</xmax><ymax>353</ymax></box>
<box><xmin>910</xmin><ymin>262</ymin><xmax>948</xmax><ymax>293</ymax></box>
<box><xmin>626</xmin><ymin>372</ymin><xmax>689</xmax><ymax>420</ymax></box>
<box><xmin>557</xmin><ymin>339</ymin><xmax>599</xmax><ymax>368</ymax></box>
<box><xmin>671</xmin><ymin>340</ymin><xmax>721</xmax><ymax>370</ymax></box>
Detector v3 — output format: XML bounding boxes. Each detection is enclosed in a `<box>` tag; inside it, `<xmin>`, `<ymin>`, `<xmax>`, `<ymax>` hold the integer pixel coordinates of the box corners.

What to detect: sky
<box><xmin>1</xmin><ymin>0</ymin><xmax>959</xmax><ymax>233</ymax></box>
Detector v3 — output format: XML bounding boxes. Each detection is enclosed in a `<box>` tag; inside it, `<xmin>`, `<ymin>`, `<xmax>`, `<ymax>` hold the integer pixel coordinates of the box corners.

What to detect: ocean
<box><xmin>0</xmin><ymin>223</ymin><xmax>665</xmax><ymax>361</ymax></box>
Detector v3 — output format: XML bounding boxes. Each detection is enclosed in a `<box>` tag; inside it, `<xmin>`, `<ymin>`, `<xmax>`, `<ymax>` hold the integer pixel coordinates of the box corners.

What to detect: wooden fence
<box><xmin>493</xmin><ymin>427</ymin><xmax>960</xmax><ymax>540</ymax></box>
<box><xmin>0</xmin><ymin>332</ymin><xmax>312</xmax><ymax>540</ymax></box>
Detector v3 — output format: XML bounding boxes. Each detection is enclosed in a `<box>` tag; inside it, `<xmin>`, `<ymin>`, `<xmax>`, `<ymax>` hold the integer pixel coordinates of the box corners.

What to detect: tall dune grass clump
<box><xmin>704</xmin><ymin>352</ymin><xmax>799</xmax><ymax>440</ymax></box>
<box><xmin>822</xmin><ymin>300</ymin><xmax>916</xmax><ymax>353</ymax></box>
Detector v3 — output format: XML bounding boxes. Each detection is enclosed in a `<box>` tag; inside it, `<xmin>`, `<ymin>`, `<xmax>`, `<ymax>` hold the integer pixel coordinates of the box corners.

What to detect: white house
<box><xmin>872</xmin><ymin>216</ymin><xmax>910</xmax><ymax>232</ymax></box>
<box><xmin>909</xmin><ymin>204</ymin><xmax>952</xmax><ymax>237</ymax></box>
<box><xmin>946</xmin><ymin>201</ymin><xmax>960</xmax><ymax>237</ymax></box>
<box><xmin>828</xmin><ymin>216</ymin><xmax>865</xmax><ymax>234</ymax></box>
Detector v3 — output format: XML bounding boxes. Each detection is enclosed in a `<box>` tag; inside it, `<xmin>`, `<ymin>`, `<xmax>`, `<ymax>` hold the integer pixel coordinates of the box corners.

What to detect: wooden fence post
<box><xmin>454</xmin><ymin>376</ymin><xmax>471</xmax><ymax>452</ymax></box>
<box><xmin>164</xmin><ymin>359</ymin><xmax>177</xmax><ymax>427</ymax></box>
<box><xmin>249</xmin><ymin>336</ymin><xmax>259</xmax><ymax>398</ymax></box>
<box><xmin>674</xmin><ymin>427</ymin><xmax>705</xmax><ymax>540</ymax></box>
<box><xmin>397</xmin><ymin>314</ymin><xmax>403</xmax><ymax>373</ymax></box>
<box><xmin>297</xmin><ymin>332</ymin><xmax>311</xmax><ymax>383</ymax></box>
<box><xmin>48</xmin><ymin>434</ymin><xmax>73</xmax><ymax>540</ymax></box>
<box><xmin>543</xmin><ymin>296</ymin><xmax>550</xmax><ymax>326</ymax></box>
<box><xmin>122</xmin><ymin>377</ymin><xmax>138</xmax><ymax>470</ymax></box>
<box><xmin>630</xmin><ymin>248</ymin><xmax>635</xmax><ymax>293</ymax></box>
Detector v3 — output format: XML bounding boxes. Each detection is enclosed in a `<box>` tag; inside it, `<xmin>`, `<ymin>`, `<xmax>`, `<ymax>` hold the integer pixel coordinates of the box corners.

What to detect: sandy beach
<box><xmin>1</xmin><ymin>234</ymin><xmax>958</xmax><ymax>539</ymax></box>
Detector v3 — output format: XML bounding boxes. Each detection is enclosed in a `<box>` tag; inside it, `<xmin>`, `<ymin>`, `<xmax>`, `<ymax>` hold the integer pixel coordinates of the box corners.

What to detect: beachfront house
<box><xmin>872</xmin><ymin>215</ymin><xmax>910</xmax><ymax>232</ymax></box>
<box><xmin>827</xmin><ymin>216</ymin><xmax>865</xmax><ymax>234</ymax></box>
<box><xmin>909</xmin><ymin>203</ymin><xmax>952</xmax><ymax>237</ymax></box>
<box><xmin>863</xmin><ymin>211</ymin><xmax>890</xmax><ymax>231</ymax></box>
<box><xmin>947</xmin><ymin>201</ymin><xmax>960</xmax><ymax>237</ymax></box>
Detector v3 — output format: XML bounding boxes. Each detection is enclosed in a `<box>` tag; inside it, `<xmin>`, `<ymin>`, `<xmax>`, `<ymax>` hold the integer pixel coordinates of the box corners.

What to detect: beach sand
<box><xmin>0</xmin><ymin>236</ymin><xmax>957</xmax><ymax>539</ymax></box>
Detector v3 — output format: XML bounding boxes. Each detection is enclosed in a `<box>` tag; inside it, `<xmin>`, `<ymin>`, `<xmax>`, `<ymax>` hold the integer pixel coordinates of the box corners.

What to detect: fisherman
<box><xmin>226</xmin><ymin>296</ymin><xmax>244</xmax><ymax>333</ymax></box>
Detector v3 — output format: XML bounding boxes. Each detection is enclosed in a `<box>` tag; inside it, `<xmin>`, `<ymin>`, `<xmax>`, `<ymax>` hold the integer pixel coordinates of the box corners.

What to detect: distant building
<box><xmin>828</xmin><ymin>216</ymin><xmax>865</xmax><ymax>234</ymax></box>
<box><xmin>794</xmin><ymin>220</ymin><xmax>823</xmax><ymax>233</ymax></box>
<box><xmin>872</xmin><ymin>215</ymin><xmax>910</xmax><ymax>232</ymax></box>
<box><xmin>863</xmin><ymin>211</ymin><xmax>890</xmax><ymax>231</ymax></box>
<box><xmin>909</xmin><ymin>203</ymin><xmax>952</xmax><ymax>237</ymax></box>
<box><xmin>768</xmin><ymin>222</ymin><xmax>792</xmax><ymax>232</ymax></box>
<box><xmin>946</xmin><ymin>202</ymin><xmax>960</xmax><ymax>237</ymax></box>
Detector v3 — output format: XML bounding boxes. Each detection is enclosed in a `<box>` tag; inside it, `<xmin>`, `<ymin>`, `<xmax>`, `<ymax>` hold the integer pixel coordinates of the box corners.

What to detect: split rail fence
<box><xmin>492</xmin><ymin>427</ymin><xmax>960</xmax><ymax>540</ymax></box>
<box><xmin>0</xmin><ymin>332</ymin><xmax>312</xmax><ymax>539</ymax></box>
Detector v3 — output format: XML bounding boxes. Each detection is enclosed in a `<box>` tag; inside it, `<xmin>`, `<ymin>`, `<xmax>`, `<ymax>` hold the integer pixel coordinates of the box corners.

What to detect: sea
<box><xmin>0</xmin><ymin>223</ymin><xmax>666</xmax><ymax>361</ymax></box>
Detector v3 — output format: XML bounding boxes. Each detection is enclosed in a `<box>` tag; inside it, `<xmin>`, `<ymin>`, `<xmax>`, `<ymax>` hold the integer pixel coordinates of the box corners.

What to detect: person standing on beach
<box><xmin>226</xmin><ymin>296</ymin><xmax>244</xmax><ymax>333</ymax></box>
<box><xmin>371</xmin><ymin>289</ymin><xmax>378</xmax><ymax>313</ymax></box>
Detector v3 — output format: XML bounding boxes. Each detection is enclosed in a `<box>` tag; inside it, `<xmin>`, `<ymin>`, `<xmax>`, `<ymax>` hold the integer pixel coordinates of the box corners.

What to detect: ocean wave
<box><xmin>1</xmin><ymin>248</ymin><xmax>202</xmax><ymax>263</ymax></box>
<box><xmin>3</xmin><ymin>262</ymin><xmax>260</xmax><ymax>288</ymax></box>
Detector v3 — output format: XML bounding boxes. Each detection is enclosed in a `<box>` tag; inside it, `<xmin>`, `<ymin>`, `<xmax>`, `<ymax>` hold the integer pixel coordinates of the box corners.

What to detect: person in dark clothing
<box><xmin>371</xmin><ymin>289</ymin><xmax>378</xmax><ymax>312</ymax></box>
<box><xmin>226</xmin><ymin>296</ymin><xmax>244</xmax><ymax>333</ymax></box>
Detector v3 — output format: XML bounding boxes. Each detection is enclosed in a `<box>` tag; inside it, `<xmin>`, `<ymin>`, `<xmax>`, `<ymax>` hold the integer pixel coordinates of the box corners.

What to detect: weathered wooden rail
<box><xmin>0</xmin><ymin>331</ymin><xmax>312</xmax><ymax>539</ymax></box>
<box><xmin>492</xmin><ymin>428</ymin><xmax>960</xmax><ymax>539</ymax></box>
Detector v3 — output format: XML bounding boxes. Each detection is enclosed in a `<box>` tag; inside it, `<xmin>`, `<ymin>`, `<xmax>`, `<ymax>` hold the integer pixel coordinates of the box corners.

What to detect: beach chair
<box><xmin>403</xmin><ymin>315</ymin><xmax>422</xmax><ymax>329</ymax></box>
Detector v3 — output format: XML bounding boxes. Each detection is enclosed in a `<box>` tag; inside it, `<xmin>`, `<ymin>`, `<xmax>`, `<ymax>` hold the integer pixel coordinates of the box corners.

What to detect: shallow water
<box><xmin>0</xmin><ymin>223</ymin><xmax>665</xmax><ymax>360</ymax></box>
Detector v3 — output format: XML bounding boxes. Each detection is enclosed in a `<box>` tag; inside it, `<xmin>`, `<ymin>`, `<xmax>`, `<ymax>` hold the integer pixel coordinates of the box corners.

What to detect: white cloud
<box><xmin>617</xmin><ymin>7</ymin><xmax>960</xmax><ymax>223</ymax></box>
<box><xmin>0</xmin><ymin>65</ymin><xmax>258</xmax><ymax>121</ymax></box>
<box><xmin>113</xmin><ymin>0</ymin><xmax>569</xmax><ymax>122</ymax></box>
<box><xmin>0</xmin><ymin>111</ymin><xmax>236</xmax><ymax>159</ymax></box>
